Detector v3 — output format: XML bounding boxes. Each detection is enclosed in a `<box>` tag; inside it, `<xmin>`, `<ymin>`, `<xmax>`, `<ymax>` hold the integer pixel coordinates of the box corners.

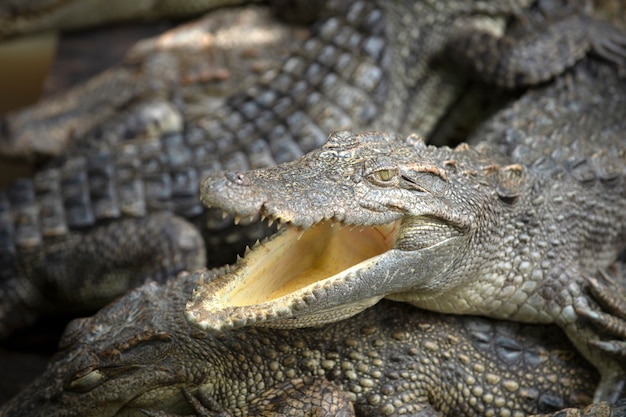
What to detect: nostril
<box><xmin>225</xmin><ymin>171</ymin><xmax>249</xmax><ymax>186</ymax></box>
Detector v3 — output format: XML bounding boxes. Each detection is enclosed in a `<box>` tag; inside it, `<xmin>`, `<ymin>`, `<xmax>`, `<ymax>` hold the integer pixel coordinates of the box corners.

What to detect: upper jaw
<box><xmin>200</xmin><ymin>166</ymin><xmax>392</xmax><ymax>229</ymax></box>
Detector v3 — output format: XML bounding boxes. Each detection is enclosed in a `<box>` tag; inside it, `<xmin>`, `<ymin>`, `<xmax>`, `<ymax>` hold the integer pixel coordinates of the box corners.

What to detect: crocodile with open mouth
<box><xmin>191</xmin><ymin>59</ymin><xmax>626</xmax><ymax>403</ymax></box>
<box><xmin>2</xmin><ymin>0</ymin><xmax>626</xmax><ymax>337</ymax></box>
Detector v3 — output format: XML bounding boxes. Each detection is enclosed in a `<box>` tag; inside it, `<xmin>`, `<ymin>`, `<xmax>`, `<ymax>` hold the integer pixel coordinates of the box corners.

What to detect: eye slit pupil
<box><xmin>376</xmin><ymin>169</ymin><xmax>395</xmax><ymax>181</ymax></box>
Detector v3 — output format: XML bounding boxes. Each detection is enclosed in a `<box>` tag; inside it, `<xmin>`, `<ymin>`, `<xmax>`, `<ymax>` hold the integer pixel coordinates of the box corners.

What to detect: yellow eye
<box><xmin>375</xmin><ymin>169</ymin><xmax>396</xmax><ymax>182</ymax></box>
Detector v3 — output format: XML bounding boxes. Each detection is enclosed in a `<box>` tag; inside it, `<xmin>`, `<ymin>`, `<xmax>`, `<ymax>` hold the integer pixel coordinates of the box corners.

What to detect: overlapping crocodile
<box><xmin>0</xmin><ymin>0</ymin><xmax>259</xmax><ymax>38</ymax></box>
<box><xmin>1</xmin><ymin>268</ymin><xmax>625</xmax><ymax>417</ymax></box>
<box><xmin>193</xmin><ymin>58</ymin><xmax>626</xmax><ymax>402</ymax></box>
<box><xmin>1</xmin><ymin>0</ymin><xmax>624</xmax><ymax>336</ymax></box>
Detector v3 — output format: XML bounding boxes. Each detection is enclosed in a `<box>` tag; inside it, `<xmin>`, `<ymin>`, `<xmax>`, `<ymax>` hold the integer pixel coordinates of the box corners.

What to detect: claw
<box><xmin>585</xmin><ymin>272</ymin><xmax>626</xmax><ymax>320</ymax></box>
<box><xmin>575</xmin><ymin>304</ymin><xmax>626</xmax><ymax>338</ymax></box>
<box><xmin>589</xmin><ymin>21</ymin><xmax>626</xmax><ymax>67</ymax></box>
<box><xmin>591</xmin><ymin>340</ymin><xmax>626</xmax><ymax>358</ymax></box>
<box><xmin>593</xmin><ymin>41</ymin><xmax>626</xmax><ymax>67</ymax></box>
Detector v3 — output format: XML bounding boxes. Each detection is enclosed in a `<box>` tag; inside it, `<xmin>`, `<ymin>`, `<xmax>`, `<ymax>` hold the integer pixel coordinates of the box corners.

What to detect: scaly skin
<box><xmin>2</xmin><ymin>268</ymin><xmax>623</xmax><ymax>417</ymax></box>
<box><xmin>193</xmin><ymin>60</ymin><xmax>626</xmax><ymax>402</ymax></box>
<box><xmin>3</xmin><ymin>0</ymin><xmax>623</xmax><ymax>336</ymax></box>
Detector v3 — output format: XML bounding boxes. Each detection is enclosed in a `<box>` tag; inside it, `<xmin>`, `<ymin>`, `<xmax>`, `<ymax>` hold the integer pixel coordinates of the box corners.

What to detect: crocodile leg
<box><xmin>580</xmin><ymin>268</ymin><xmax>626</xmax><ymax>330</ymax></box>
<box><xmin>578</xmin><ymin>266</ymin><xmax>626</xmax><ymax>335</ymax></box>
<box><xmin>444</xmin><ymin>0</ymin><xmax>626</xmax><ymax>88</ymax></box>
<box><xmin>575</xmin><ymin>266</ymin><xmax>626</xmax><ymax>400</ymax></box>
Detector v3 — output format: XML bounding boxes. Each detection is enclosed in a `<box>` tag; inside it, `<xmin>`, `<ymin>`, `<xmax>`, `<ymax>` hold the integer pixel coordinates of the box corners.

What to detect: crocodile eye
<box><xmin>67</xmin><ymin>368</ymin><xmax>106</xmax><ymax>393</ymax></box>
<box><xmin>367</xmin><ymin>169</ymin><xmax>399</xmax><ymax>187</ymax></box>
<box><xmin>375</xmin><ymin>169</ymin><xmax>396</xmax><ymax>181</ymax></box>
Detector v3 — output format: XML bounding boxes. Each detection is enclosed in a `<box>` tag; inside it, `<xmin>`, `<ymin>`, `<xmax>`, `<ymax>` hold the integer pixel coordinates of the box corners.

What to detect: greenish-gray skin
<box><xmin>2</xmin><ymin>268</ymin><xmax>624</xmax><ymax>417</ymax></box>
<box><xmin>194</xmin><ymin>59</ymin><xmax>626</xmax><ymax>403</ymax></box>
<box><xmin>1</xmin><ymin>0</ymin><xmax>623</xmax><ymax>336</ymax></box>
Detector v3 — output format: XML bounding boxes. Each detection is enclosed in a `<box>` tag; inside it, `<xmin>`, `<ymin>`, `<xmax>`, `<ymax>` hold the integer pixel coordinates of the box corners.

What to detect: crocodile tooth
<box><xmin>267</xmin><ymin>218</ymin><xmax>275</xmax><ymax>227</ymax></box>
<box><xmin>222</xmin><ymin>212</ymin><xmax>229</xmax><ymax>219</ymax></box>
<box><xmin>234</xmin><ymin>216</ymin><xmax>241</xmax><ymax>225</ymax></box>
<box><xmin>260</xmin><ymin>214</ymin><xmax>266</xmax><ymax>222</ymax></box>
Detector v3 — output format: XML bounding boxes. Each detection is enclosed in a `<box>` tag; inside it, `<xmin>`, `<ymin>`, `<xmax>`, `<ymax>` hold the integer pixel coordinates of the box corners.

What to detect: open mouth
<box><xmin>225</xmin><ymin>219</ymin><xmax>400</xmax><ymax>306</ymax></box>
<box><xmin>186</xmin><ymin>215</ymin><xmax>401</xmax><ymax>331</ymax></box>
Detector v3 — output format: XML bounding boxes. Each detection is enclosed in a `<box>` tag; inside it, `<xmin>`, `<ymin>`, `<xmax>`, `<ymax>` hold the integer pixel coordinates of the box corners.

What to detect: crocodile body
<box><xmin>194</xmin><ymin>59</ymin><xmax>626</xmax><ymax>402</ymax></box>
<box><xmin>2</xmin><ymin>268</ymin><xmax>624</xmax><ymax>417</ymax></box>
<box><xmin>3</xmin><ymin>0</ymin><xmax>622</xmax><ymax>336</ymax></box>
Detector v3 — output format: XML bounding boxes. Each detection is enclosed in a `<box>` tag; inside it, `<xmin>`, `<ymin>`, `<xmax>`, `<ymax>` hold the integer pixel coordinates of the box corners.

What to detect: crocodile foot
<box><xmin>588</xmin><ymin>19</ymin><xmax>626</xmax><ymax>68</ymax></box>
<box><xmin>576</xmin><ymin>267</ymin><xmax>626</xmax><ymax>345</ymax></box>
<box><xmin>575</xmin><ymin>266</ymin><xmax>626</xmax><ymax>401</ymax></box>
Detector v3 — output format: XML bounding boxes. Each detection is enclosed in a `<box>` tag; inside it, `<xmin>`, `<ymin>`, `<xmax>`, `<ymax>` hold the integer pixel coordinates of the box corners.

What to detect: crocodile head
<box><xmin>188</xmin><ymin>131</ymin><xmax>526</xmax><ymax>331</ymax></box>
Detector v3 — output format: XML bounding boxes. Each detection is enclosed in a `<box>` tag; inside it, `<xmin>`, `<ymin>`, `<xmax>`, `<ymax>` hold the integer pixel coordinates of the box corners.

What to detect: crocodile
<box><xmin>2</xmin><ymin>267</ymin><xmax>626</xmax><ymax>417</ymax></box>
<box><xmin>191</xmin><ymin>58</ymin><xmax>626</xmax><ymax>403</ymax></box>
<box><xmin>5</xmin><ymin>0</ymin><xmax>626</xmax><ymax>162</ymax></box>
<box><xmin>3</xmin><ymin>0</ymin><xmax>624</xmax><ymax>337</ymax></box>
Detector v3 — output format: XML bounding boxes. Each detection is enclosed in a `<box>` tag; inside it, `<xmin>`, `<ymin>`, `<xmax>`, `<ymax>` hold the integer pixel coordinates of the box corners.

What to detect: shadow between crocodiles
<box><xmin>187</xmin><ymin>130</ymin><xmax>626</xmax><ymax>404</ymax></box>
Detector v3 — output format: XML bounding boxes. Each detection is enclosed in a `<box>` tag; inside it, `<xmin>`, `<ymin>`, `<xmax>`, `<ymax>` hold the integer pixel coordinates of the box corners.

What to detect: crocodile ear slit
<box><xmin>495</xmin><ymin>164</ymin><xmax>525</xmax><ymax>204</ymax></box>
<box><xmin>481</xmin><ymin>163</ymin><xmax>524</xmax><ymax>204</ymax></box>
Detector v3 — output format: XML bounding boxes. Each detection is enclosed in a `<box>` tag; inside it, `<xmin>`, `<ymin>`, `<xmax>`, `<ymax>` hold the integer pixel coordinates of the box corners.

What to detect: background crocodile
<box><xmin>193</xmin><ymin>58</ymin><xmax>626</xmax><ymax>403</ymax></box>
<box><xmin>2</xmin><ymin>267</ymin><xmax>626</xmax><ymax>417</ymax></box>
<box><xmin>2</xmin><ymin>0</ymin><xmax>623</xmax><ymax>336</ymax></box>
<box><xmin>0</xmin><ymin>0</ymin><xmax>261</xmax><ymax>38</ymax></box>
